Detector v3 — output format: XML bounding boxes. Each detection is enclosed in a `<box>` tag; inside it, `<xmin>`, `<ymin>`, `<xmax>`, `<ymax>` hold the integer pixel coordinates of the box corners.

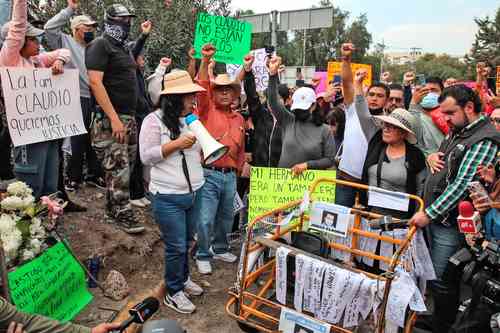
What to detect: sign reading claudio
<box><xmin>0</xmin><ymin>68</ymin><xmax>86</xmax><ymax>147</ymax></box>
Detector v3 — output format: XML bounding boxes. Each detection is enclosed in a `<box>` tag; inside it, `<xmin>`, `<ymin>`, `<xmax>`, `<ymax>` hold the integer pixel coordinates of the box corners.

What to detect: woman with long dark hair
<box><xmin>140</xmin><ymin>70</ymin><xmax>205</xmax><ymax>314</ymax></box>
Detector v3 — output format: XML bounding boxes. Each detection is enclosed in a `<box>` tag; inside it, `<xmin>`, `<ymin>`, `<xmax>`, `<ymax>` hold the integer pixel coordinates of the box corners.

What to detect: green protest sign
<box><xmin>8</xmin><ymin>242</ymin><xmax>93</xmax><ymax>322</ymax></box>
<box><xmin>248</xmin><ymin>167</ymin><xmax>336</xmax><ymax>222</ymax></box>
<box><xmin>194</xmin><ymin>12</ymin><xmax>252</xmax><ymax>65</ymax></box>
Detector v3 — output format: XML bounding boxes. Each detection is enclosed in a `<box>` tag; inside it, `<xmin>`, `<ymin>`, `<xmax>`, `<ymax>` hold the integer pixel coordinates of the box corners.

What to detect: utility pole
<box><xmin>270</xmin><ymin>10</ymin><xmax>278</xmax><ymax>48</ymax></box>
<box><xmin>302</xmin><ymin>29</ymin><xmax>307</xmax><ymax>66</ymax></box>
<box><xmin>409</xmin><ymin>47</ymin><xmax>422</xmax><ymax>73</ymax></box>
<box><xmin>379</xmin><ymin>39</ymin><xmax>387</xmax><ymax>79</ymax></box>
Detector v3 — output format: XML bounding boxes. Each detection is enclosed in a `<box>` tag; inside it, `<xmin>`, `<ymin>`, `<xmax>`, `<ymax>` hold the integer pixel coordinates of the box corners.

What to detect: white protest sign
<box><xmin>0</xmin><ymin>68</ymin><xmax>86</xmax><ymax>147</ymax></box>
<box><xmin>279</xmin><ymin>307</ymin><xmax>331</xmax><ymax>333</ymax></box>
<box><xmin>226</xmin><ymin>48</ymin><xmax>269</xmax><ymax>92</ymax></box>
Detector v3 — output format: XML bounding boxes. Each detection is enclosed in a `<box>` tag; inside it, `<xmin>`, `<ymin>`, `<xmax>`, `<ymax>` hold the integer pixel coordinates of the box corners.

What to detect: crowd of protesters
<box><xmin>1</xmin><ymin>0</ymin><xmax>500</xmax><ymax>331</ymax></box>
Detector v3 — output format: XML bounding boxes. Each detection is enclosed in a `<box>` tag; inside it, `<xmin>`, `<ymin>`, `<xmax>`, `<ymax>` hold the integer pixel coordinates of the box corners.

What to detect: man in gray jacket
<box><xmin>44</xmin><ymin>0</ymin><xmax>103</xmax><ymax>191</ymax></box>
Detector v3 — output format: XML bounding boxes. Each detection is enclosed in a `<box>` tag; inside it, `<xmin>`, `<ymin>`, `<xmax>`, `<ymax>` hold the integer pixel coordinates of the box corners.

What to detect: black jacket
<box><xmin>243</xmin><ymin>71</ymin><xmax>282</xmax><ymax>167</ymax></box>
<box><xmin>361</xmin><ymin>130</ymin><xmax>427</xmax><ymax>218</ymax></box>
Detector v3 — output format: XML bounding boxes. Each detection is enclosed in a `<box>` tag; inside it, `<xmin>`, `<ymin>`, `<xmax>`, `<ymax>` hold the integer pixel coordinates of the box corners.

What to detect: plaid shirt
<box><xmin>426</xmin><ymin>117</ymin><xmax>498</xmax><ymax>219</ymax></box>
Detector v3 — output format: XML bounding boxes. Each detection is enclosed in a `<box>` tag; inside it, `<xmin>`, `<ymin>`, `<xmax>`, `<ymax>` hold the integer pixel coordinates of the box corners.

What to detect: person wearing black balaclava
<box><xmin>85</xmin><ymin>4</ymin><xmax>145</xmax><ymax>234</ymax></box>
<box><xmin>267</xmin><ymin>56</ymin><xmax>335</xmax><ymax>175</ymax></box>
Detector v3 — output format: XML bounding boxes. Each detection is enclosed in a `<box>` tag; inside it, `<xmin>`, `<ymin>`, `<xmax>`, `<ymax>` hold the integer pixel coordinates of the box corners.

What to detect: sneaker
<box><xmin>116</xmin><ymin>210</ymin><xmax>145</xmax><ymax>234</ymax></box>
<box><xmin>184</xmin><ymin>277</ymin><xmax>203</xmax><ymax>296</ymax></box>
<box><xmin>140</xmin><ymin>197</ymin><xmax>151</xmax><ymax>206</ymax></box>
<box><xmin>65</xmin><ymin>181</ymin><xmax>80</xmax><ymax>192</ymax></box>
<box><xmin>85</xmin><ymin>176</ymin><xmax>106</xmax><ymax>190</ymax></box>
<box><xmin>196</xmin><ymin>260</ymin><xmax>212</xmax><ymax>275</ymax></box>
<box><xmin>210</xmin><ymin>248</ymin><xmax>237</xmax><ymax>263</ymax></box>
<box><xmin>164</xmin><ymin>291</ymin><xmax>196</xmax><ymax>314</ymax></box>
<box><xmin>130</xmin><ymin>199</ymin><xmax>147</xmax><ymax>208</ymax></box>
<box><xmin>64</xmin><ymin>200</ymin><xmax>87</xmax><ymax>213</ymax></box>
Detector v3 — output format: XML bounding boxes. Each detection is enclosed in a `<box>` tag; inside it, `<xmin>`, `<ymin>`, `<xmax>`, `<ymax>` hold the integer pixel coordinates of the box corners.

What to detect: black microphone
<box><xmin>111</xmin><ymin>297</ymin><xmax>160</xmax><ymax>333</ymax></box>
<box><xmin>369</xmin><ymin>216</ymin><xmax>409</xmax><ymax>231</ymax></box>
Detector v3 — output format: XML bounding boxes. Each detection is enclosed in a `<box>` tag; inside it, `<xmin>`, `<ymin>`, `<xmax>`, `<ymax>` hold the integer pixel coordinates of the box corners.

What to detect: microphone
<box><xmin>111</xmin><ymin>297</ymin><xmax>160</xmax><ymax>333</ymax></box>
<box><xmin>368</xmin><ymin>215</ymin><xmax>409</xmax><ymax>231</ymax></box>
<box><xmin>457</xmin><ymin>200</ymin><xmax>482</xmax><ymax>234</ymax></box>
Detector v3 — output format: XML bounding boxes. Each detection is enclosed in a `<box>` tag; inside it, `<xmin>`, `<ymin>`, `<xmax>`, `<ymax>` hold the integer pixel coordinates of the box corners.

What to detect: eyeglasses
<box><xmin>491</xmin><ymin>118</ymin><xmax>500</xmax><ymax>125</ymax></box>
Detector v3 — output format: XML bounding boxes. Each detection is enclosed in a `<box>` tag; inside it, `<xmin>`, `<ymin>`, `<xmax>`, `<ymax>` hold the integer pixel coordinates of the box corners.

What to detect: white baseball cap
<box><xmin>291</xmin><ymin>87</ymin><xmax>316</xmax><ymax>111</ymax></box>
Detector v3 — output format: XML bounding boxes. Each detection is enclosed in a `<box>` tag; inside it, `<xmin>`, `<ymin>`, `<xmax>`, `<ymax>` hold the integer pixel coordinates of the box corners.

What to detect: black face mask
<box><xmin>83</xmin><ymin>31</ymin><xmax>95</xmax><ymax>44</ymax></box>
<box><xmin>369</xmin><ymin>107</ymin><xmax>384</xmax><ymax>116</ymax></box>
<box><xmin>103</xmin><ymin>19</ymin><xmax>131</xmax><ymax>44</ymax></box>
<box><xmin>294</xmin><ymin>109</ymin><xmax>310</xmax><ymax>122</ymax></box>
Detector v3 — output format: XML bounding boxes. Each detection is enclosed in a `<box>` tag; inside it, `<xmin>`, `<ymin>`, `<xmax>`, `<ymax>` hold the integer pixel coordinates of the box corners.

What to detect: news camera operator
<box><xmin>0</xmin><ymin>296</ymin><xmax>120</xmax><ymax>333</ymax></box>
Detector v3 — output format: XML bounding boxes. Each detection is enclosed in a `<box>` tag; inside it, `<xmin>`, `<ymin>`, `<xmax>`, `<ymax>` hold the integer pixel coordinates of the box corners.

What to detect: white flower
<box><xmin>0</xmin><ymin>214</ymin><xmax>17</xmax><ymax>233</ymax></box>
<box><xmin>21</xmin><ymin>249</ymin><xmax>35</xmax><ymax>261</ymax></box>
<box><xmin>6</xmin><ymin>181</ymin><xmax>32</xmax><ymax>197</ymax></box>
<box><xmin>1</xmin><ymin>228</ymin><xmax>22</xmax><ymax>263</ymax></box>
<box><xmin>22</xmin><ymin>195</ymin><xmax>35</xmax><ymax>207</ymax></box>
<box><xmin>1</xmin><ymin>196</ymin><xmax>25</xmax><ymax>211</ymax></box>
<box><xmin>28</xmin><ymin>239</ymin><xmax>42</xmax><ymax>255</ymax></box>
<box><xmin>30</xmin><ymin>218</ymin><xmax>46</xmax><ymax>239</ymax></box>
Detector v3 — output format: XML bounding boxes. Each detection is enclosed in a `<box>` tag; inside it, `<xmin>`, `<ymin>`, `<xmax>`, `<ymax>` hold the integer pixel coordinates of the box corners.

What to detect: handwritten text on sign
<box><xmin>8</xmin><ymin>242</ymin><xmax>93</xmax><ymax>322</ymax></box>
<box><xmin>194</xmin><ymin>12</ymin><xmax>252</xmax><ymax>65</ymax></box>
<box><xmin>327</xmin><ymin>62</ymin><xmax>372</xmax><ymax>87</ymax></box>
<box><xmin>0</xmin><ymin>68</ymin><xmax>86</xmax><ymax>147</ymax></box>
<box><xmin>227</xmin><ymin>48</ymin><xmax>270</xmax><ymax>92</ymax></box>
<box><xmin>248</xmin><ymin>167</ymin><xmax>336</xmax><ymax>222</ymax></box>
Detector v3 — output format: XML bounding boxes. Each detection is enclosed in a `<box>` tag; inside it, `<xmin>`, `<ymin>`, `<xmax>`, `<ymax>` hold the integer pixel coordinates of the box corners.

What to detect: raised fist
<box><xmin>201</xmin><ymin>44</ymin><xmax>216</xmax><ymax>59</ymax></box>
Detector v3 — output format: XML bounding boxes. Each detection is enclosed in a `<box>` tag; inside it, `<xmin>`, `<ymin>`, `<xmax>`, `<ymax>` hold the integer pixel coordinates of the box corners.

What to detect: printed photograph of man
<box><xmin>294</xmin><ymin>324</ymin><xmax>314</xmax><ymax>333</ymax></box>
<box><xmin>321</xmin><ymin>210</ymin><xmax>338</xmax><ymax>229</ymax></box>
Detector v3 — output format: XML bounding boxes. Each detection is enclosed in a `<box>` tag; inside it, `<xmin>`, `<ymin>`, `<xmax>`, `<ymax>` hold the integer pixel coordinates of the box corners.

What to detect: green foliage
<box><xmin>465</xmin><ymin>6</ymin><xmax>500</xmax><ymax>68</ymax></box>
<box><xmin>29</xmin><ymin>0</ymin><xmax>232</xmax><ymax>71</ymax></box>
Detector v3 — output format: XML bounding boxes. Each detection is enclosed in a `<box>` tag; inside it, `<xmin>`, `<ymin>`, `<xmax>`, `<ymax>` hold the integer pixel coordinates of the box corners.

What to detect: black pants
<box><xmin>129</xmin><ymin>116</ymin><xmax>145</xmax><ymax>200</ymax></box>
<box><xmin>68</xmin><ymin>97</ymin><xmax>101</xmax><ymax>183</ymax></box>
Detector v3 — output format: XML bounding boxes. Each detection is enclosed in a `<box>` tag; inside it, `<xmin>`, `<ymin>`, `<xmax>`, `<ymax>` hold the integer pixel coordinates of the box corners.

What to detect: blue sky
<box><xmin>231</xmin><ymin>0</ymin><xmax>499</xmax><ymax>56</ymax></box>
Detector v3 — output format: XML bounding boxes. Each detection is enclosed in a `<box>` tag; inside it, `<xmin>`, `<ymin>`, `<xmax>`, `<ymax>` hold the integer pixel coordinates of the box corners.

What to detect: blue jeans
<box><xmin>152</xmin><ymin>191</ymin><xmax>197</xmax><ymax>295</ymax></box>
<box><xmin>194</xmin><ymin>169</ymin><xmax>236</xmax><ymax>260</ymax></box>
<box><xmin>13</xmin><ymin>141</ymin><xmax>59</xmax><ymax>199</ymax></box>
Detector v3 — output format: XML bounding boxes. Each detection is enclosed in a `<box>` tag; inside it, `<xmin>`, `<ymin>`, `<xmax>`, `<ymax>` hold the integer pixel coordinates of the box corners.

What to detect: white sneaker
<box><xmin>140</xmin><ymin>197</ymin><xmax>151</xmax><ymax>206</ymax></box>
<box><xmin>164</xmin><ymin>291</ymin><xmax>196</xmax><ymax>314</ymax></box>
<box><xmin>196</xmin><ymin>260</ymin><xmax>212</xmax><ymax>275</ymax></box>
<box><xmin>129</xmin><ymin>199</ymin><xmax>147</xmax><ymax>208</ymax></box>
<box><xmin>211</xmin><ymin>248</ymin><xmax>237</xmax><ymax>263</ymax></box>
<box><xmin>184</xmin><ymin>277</ymin><xmax>204</xmax><ymax>296</ymax></box>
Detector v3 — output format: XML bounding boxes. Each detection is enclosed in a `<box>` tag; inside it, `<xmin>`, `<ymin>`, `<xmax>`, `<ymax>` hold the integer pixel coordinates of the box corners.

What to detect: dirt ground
<box><xmin>64</xmin><ymin>185</ymin><xmax>243</xmax><ymax>333</ymax></box>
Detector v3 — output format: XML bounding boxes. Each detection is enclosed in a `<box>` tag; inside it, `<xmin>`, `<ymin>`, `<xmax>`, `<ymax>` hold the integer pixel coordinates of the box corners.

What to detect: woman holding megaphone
<box><xmin>139</xmin><ymin>69</ymin><xmax>206</xmax><ymax>314</ymax></box>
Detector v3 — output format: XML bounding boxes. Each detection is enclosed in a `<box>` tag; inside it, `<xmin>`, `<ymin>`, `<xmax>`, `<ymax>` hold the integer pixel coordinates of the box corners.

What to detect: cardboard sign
<box><xmin>0</xmin><ymin>68</ymin><xmax>86</xmax><ymax>147</ymax></box>
<box><xmin>496</xmin><ymin>66</ymin><xmax>500</xmax><ymax>96</ymax></box>
<box><xmin>279</xmin><ymin>307</ymin><xmax>331</xmax><ymax>333</ymax></box>
<box><xmin>248</xmin><ymin>167</ymin><xmax>336</xmax><ymax>222</ymax></box>
<box><xmin>226</xmin><ymin>48</ymin><xmax>269</xmax><ymax>92</ymax></box>
<box><xmin>194</xmin><ymin>12</ymin><xmax>252</xmax><ymax>65</ymax></box>
<box><xmin>327</xmin><ymin>62</ymin><xmax>372</xmax><ymax>87</ymax></box>
<box><xmin>8</xmin><ymin>242</ymin><xmax>93</xmax><ymax>322</ymax></box>
<box><xmin>314</xmin><ymin>72</ymin><xmax>328</xmax><ymax>94</ymax></box>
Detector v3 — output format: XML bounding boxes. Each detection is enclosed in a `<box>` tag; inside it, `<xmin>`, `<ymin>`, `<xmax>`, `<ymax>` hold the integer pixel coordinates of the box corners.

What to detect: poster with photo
<box><xmin>279</xmin><ymin>307</ymin><xmax>331</xmax><ymax>333</ymax></box>
<box><xmin>309</xmin><ymin>202</ymin><xmax>351</xmax><ymax>238</ymax></box>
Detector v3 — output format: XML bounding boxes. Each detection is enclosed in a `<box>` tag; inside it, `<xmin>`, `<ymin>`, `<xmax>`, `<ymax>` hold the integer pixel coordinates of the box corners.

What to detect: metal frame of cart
<box><xmin>226</xmin><ymin>177</ymin><xmax>424</xmax><ymax>333</ymax></box>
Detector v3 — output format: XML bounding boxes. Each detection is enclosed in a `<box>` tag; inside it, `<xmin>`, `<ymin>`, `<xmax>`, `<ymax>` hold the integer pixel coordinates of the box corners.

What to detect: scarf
<box><xmin>103</xmin><ymin>19</ymin><xmax>130</xmax><ymax>44</ymax></box>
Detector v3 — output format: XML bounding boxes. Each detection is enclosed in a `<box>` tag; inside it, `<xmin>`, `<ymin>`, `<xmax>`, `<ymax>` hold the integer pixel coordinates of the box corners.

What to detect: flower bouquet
<box><xmin>0</xmin><ymin>181</ymin><xmax>64</xmax><ymax>268</ymax></box>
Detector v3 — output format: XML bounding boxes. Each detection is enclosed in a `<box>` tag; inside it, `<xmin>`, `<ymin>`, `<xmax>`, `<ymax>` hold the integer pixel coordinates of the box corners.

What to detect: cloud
<box><xmin>379</xmin><ymin>22</ymin><xmax>478</xmax><ymax>55</ymax></box>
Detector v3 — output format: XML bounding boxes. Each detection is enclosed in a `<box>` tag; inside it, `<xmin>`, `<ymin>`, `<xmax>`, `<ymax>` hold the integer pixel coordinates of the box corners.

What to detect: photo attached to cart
<box><xmin>279</xmin><ymin>307</ymin><xmax>331</xmax><ymax>333</ymax></box>
<box><xmin>309</xmin><ymin>202</ymin><xmax>352</xmax><ymax>238</ymax></box>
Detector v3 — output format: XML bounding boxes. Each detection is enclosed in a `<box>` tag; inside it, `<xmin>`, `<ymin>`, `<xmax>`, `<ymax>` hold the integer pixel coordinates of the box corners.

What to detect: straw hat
<box><xmin>374</xmin><ymin>108</ymin><xmax>417</xmax><ymax>144</ymax></box>
<box><xmin>211</xmin><ymin>74</ymin><xmax>241</xmax><ymax>92</ymax></box>
<box><xmin>160</xmin><ymin>70</ymin><xmax>206</xmax><ymax>95</ymax></box>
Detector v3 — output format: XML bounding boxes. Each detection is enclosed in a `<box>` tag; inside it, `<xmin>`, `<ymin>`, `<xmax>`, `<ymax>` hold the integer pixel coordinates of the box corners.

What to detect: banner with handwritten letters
<box><xmin>194</xmin><ymin>12</ymin><xmax>252</xmax><ymax>65</ymax></box>
<box><xmin>327</xmin><ymin>62</ymin><xmax>372</xmax><ymax>87</ymax></box>
<box><xmin>248</xmin><ymin>167</ymin><xmax>336</xmax><ymax>223</ymax></box>
<box><xmin>0</xmin><ymin>68</ymin><xmax>86</xmax><ymax>147</ymax></box>
<box><xmin>8</xmin><ymin>242</ymin><xmax>93</xmax><ymax>322</ymax></box>
<box><xmin>226</xmin><ymin>48</ymin><xmax>269</xmax><ymax>92</ymax></box>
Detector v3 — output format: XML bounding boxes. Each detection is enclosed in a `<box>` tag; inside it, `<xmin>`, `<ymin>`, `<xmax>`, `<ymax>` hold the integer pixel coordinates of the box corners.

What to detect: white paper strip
<box><xmin>276</xmin><ymin>247</ymin><xmax>292</xmax><ymax>304</ymax></box>
<box><xmin>368</xmin><ymin>186</ymin><xmax>410</xmax><ymax>212</ymax></box>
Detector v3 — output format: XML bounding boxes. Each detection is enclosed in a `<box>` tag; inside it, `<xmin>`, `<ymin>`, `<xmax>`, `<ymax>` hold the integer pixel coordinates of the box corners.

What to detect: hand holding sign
<box><xmin>403</xmin><ymin>71</ymin><xmax>415</xmax><ymax>86</ymax></box>
<box><xmin>201</xmin><ymin>43</ymin><xmax>216</xmax><ymax>60</ymax></box>
<box><xmin>354</xmin><ymin>68</ymin><xmax>368</xmax><ymax>85</ymax></box>
<box><xmin>51</xmin><ymin>59</ymin><xmax>65</xmax><ymax>75</ymax></box>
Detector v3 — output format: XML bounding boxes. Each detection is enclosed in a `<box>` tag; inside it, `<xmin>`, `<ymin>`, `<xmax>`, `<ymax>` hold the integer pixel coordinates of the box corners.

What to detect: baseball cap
<box><xmin>291</xmin><ymin>87</ymin><xmax>317</xmax><ymax>111</ymax></box>
<box><xmin>105</xmin><ymin>4</ymin><xmax>137</xmax><ymax>19</ymax></box>
<box><xmin>1</xmin><ymin>21</ymin><xmax>44</xmax><ymax>40</ymax></box>
<box><xmin>70</xmin><ymin>15</ymin><xmax>97</xmax><ymax>30</ymax></box>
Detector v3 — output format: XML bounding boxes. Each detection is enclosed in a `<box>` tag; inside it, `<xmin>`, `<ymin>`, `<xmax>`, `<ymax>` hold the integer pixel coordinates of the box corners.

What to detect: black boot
<box><xmin>432</xmin><ymin>288</ymin><xmax>460</xmax><ymax>333</ymax></box>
